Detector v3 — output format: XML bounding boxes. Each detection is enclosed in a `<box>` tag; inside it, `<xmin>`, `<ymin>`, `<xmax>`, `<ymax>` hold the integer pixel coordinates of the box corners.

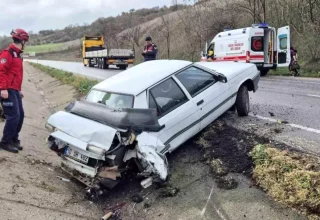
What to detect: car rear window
<box><xmin>251</xmin><ymin>36</ymin><xmax>264</xmax><ymax>52</ymax></box>
<box><xmin>86</xmin><ymin>89</ymin><xmax>134</xmax><ymax>109</ymax></box>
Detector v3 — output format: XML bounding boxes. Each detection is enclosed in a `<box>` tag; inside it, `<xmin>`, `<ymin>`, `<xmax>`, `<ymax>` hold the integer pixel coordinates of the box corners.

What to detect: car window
<box><xmin>176</xmin><ymin>67</ymin><xmax>216</xmax><ymax>97</ymax></box>
<box><xmin>86</xmin><ymin>89</ymin><xmax>134</xmax><ymax>109</ymax></box>
<box><xmin>149</xmin><ymin>78</ymin><xmax>188</xmax><ymax>117</ymax></box>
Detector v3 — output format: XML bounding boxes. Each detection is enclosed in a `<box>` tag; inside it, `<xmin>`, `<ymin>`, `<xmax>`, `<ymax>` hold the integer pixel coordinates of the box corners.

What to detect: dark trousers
<box><xmin>1</xmin><ymin>89</ymin><xmax>24</xmax><ymax>144</ymax></box>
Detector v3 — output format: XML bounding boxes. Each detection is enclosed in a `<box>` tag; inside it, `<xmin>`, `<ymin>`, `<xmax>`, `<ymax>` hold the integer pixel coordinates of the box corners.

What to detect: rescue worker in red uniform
<box><xmin>0</xmin><ymin>28</ymin><xmax>29</xmax><ymax>153</ymax></box>
<box><xmin>142</xmin><ymin>36</ymin><xmax>158</xmax><ymax>62</ymax></box>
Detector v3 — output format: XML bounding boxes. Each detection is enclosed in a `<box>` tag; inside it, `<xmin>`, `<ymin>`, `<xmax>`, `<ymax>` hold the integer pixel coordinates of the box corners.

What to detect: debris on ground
<box><xmin>159</xmin><ymin>185</ymin><xmax>180</xmax><ymax>197</ymax></box>
<box><xmin>102</xmin><ymin>203</ymin><xmax>126</xmax><ymax>220</ymax></box>
<box><xmin>210</xmin><ymin>159</ymin><xmax>228</xmax><ymax>176</ymax></box>
<box><xmin>250</xmin><ymin>144</ymin><xmax>320</xmax><ymax>218</ymax></box>
<box><xmin>274</xmin><ymin>128</ymin><xmax>282</xmax><ymax>134</ymax></box>
<box><xmin>215</xmin><ymin>176</ymin><xmax>238</xmax><ymax>190</ymax></box>
<box><xmin>0</xmin><ymin>157</ymin><xmax>8</xmax><ymax>163</ymax></box>
<box><xmin>144</xmin><ymin>201</ymin><xmax>151</xmax><ymax>208</ymax></box>
<box><xmin>131</xmin><ymin>194</ymin><xmax>144</xmax><ymax>203</ymax></box>
<box><xmin>25</xmin><ymin>157</ymin><xmax>53</xmax><ymax>166</ymax></box>
<box><xmin>56</xmin><ymin>176</ymin><xmax>70</xmax><ymax>182</ymax></box>
<box><xmin>269</xmin><ymin>112</ymin><xmax>275</xmax><ymax>117</ymax></box>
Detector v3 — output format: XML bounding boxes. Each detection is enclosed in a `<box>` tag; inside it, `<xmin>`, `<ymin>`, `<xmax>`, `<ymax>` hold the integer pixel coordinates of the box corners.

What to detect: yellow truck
<box><xmin>82</xmin><ymin>36</ymin><xmax>134</xmax><ymax>70</ymax></box>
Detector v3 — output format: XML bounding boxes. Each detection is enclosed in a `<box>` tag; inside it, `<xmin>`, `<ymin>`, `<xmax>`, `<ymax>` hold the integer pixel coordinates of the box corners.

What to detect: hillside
<box><xmin>2</xmin><ymin>0</ymin><xmax>320</xmax><ymax>71</ymax></box>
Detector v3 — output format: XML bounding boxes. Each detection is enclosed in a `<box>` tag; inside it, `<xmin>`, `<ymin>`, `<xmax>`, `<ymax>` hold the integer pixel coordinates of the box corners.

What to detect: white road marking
<box><xmin>249</xmin><ymin>113</ymin><xmax>320</xmax><ymax>134</ymax></box>
<box><xmin>201</xmin><ymin>184</ymin><xmax>228</xmax><ymax>220</ymax></box>
<box><xmin>307</xmin><ymin>94</ymin><xmax>320</xmax><ymax>98</ymax></box>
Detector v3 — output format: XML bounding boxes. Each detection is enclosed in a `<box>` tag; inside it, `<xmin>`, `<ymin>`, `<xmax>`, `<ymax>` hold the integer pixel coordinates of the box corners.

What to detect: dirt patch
<box><xmin>196</xmin><ymin>120</ymin><xmax>268</xmax><ymax>177</ymax></box>
<box><xmin>250</xmin><ymin>144</ymin><xmax>320</xmax><ymax>218</ymax></box>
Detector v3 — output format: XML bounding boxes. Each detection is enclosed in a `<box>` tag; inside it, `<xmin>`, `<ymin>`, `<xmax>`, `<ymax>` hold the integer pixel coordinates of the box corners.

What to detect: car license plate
<box><xmin>115</xmin><ymin>60</ymin><xmax>127</xmax><ymax>64</ymax></box>
<box><xmin>65</xmin><ymin>146</ymin><xmax>89</xmax><ymax>164</ymax></box>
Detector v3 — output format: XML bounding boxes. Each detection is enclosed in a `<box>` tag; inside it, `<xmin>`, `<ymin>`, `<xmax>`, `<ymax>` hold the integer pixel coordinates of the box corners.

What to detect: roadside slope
<box><xmin>0</xmin><ymin>63</ymin><xmax>102</xmax><ymax>219</ymax></box>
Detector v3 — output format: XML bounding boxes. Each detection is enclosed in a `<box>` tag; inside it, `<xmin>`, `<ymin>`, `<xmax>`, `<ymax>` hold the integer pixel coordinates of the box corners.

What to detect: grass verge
<box><xmin>250</xmin><ymin>144</ymin><xmax>320</xmax><ymax>219</ymax></box>
<box><xmin>270</xmin><ymin>67</ymin><xmax>320</xmax><ymax>78</ymax></box>
<box><xmin>28</xmin><ymin>62</ymin><xmax>99</xmax><ymax>95</ymax></box>
<box><xmin>25</xmin><ymin>43</ymin><xmax>65</xmax><ymax>53</ymax></box>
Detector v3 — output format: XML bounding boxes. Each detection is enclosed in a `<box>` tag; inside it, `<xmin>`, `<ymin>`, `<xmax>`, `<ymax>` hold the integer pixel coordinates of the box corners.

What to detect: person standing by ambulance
<box><xmin>142</xmin><ymin>36</ymin><xmax>158</xmax><ymax>62</ymax></box>
<box><xmin>0</xmin><ymin>28</ymin><xmax>29</xmax><ymax>153</ymax></box>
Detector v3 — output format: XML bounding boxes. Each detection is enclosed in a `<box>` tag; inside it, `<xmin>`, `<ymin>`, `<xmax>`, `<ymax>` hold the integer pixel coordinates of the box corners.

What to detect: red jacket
<box><xmin>0</xmin><ymin>44</ymin><xmax>23</xmax><ymax>91</ymax></box>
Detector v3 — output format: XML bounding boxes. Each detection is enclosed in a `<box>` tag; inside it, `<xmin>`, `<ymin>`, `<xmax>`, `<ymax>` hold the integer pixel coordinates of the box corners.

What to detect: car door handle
<box><xmin>197</xmin><ymin>100</ymin><xmax>204</xmax><ymax>106</ymax></box>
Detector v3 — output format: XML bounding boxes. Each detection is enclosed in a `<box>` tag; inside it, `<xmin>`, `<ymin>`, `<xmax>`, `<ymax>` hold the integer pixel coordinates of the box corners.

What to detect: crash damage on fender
<box><xmin>45</xmin><ymin>100</ymin><xmax>168</xmax><ymax>200</ymax></box>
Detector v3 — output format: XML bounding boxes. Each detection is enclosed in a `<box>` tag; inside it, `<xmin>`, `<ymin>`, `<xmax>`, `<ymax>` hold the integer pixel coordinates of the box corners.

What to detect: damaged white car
<box><xmin>45</xmin><ymin>60</ymin><xmax>260</xmax><ymax>200</ymax></box>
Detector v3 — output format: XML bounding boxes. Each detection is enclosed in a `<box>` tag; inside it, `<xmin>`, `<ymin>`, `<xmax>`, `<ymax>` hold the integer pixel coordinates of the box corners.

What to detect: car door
<box><xmin>175</xmin><ymin>66</ymin><xmax>231</xmax><ymax>131</ymax></box>
<box><xmin>277</xmin><ymin>26</ymin><xmax>291</xmax><ymax>67</ymax></box>
<box><xmin>147</xmin><ymin>77</ymin><xmax>201</xmax><ymax>154</ymax></box>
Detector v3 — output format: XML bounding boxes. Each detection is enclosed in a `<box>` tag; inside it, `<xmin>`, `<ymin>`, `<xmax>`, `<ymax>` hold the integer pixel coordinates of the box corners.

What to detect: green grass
<box><xmin>270</xmin><ymin>67</ymin><xmax>320</xmax><ymax>78</ymax></box>
<box><xmin>250</xmin><ymin>144</ymin><xmax>320</xmax><ymax>219</ymax></box>
<box><xmin>28</xmin><ymin>62</ymin><xmax>99</xmax><ymax>95</ymax></box>
<box><xmin>24</xmin><ymin>43</ymin><xmax>65</xmax><ymax>53</ymax></box>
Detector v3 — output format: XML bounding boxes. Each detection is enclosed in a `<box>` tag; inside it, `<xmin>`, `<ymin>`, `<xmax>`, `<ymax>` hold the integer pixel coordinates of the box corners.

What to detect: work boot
<box><xmin>12</xmin><ymin>140</ymin><xmax>23</xmax><ymax>151</ymax></box>
<box><xmin>0</xmin><ymin>142</ymin><xmax>19</xmax><ymax>153</ymax></box>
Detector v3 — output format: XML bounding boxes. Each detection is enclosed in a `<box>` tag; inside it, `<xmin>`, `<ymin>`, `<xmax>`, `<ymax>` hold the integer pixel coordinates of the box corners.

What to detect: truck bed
<box><xmin>85</xmin><ymin>49</ymin><xmax>134</xmax><ymax>59</ymax></box>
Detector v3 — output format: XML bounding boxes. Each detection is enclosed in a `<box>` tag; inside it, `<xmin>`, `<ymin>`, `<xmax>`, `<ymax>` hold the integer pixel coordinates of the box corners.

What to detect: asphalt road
<box><xmin>251</xmin><ymin>75</ymin><xmax>320</xmax><ymax>130</ymax></box>
<box><xmin>25</xmin><ymin>59</ymin><xmax>127</xmax><ymax>81</ymax></box>
<box><xmin>24</xmin><ymin>59</ymin><xmax>320</xmax><ymax>152</ymax></box>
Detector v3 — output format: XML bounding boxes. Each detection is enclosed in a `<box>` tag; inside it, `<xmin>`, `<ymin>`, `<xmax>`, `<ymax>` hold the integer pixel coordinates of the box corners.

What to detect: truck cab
<box><xmin>201</xmin><ymin>24</ymin><xmax>291</xmax><ymax>76</ymax></box>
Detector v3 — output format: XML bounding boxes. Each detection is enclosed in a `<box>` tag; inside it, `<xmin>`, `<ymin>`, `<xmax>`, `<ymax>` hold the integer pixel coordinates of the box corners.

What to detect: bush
<box><xmin>250</xmin><ymin>144</ymin><xmax>320</xmax><ymax>218</ymax></box>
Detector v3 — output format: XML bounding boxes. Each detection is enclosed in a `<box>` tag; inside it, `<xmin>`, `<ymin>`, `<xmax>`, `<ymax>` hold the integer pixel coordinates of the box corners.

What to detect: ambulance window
<box><xmin>251</xmin><ymin>36</ymin><xmax>264</xmax><ymax>51</ymax></box>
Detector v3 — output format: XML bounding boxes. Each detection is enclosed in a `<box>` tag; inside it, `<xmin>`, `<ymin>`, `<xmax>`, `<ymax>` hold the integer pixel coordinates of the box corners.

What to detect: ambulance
<box><xmin>201</xmin><ymin>23</ymin><xmax>291</xmax><ymax>76</ymax></box>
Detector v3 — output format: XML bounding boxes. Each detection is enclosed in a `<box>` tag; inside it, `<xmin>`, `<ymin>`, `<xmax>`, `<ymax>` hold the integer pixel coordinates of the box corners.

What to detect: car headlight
<box><xmin>87</xmin><ymin>145</ymin><xmax>105</xmax><ymax>155</ymax></box>
<box><xmin>45</xmin><ymin>123</ymin><xmax>55</xmax><ymax>132</ymax></box>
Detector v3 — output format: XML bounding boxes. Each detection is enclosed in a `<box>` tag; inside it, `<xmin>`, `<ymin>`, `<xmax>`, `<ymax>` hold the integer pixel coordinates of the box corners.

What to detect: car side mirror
<box><xmin>218</xmin><ymin>75</ymin><xmax>228</xmax><ymax>83</ymax></box>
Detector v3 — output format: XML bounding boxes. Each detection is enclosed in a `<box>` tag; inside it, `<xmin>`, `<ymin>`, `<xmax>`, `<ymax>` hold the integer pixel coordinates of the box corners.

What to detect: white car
<box><xmin>45</xmin><ymin>60</ymin><xmax>260</xmax><ymax>199</ymax></box>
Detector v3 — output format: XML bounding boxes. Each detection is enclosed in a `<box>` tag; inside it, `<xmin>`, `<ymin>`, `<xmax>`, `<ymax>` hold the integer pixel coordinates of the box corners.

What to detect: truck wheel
<box><xmin>100</xmin><ymin>58</ymin><xmax>104</xmax><ymax>69</ymax></box>
<box><xmin>102</xmin><ymin>59</ymin><xmax>107</xmax><ymax>69</ymax></box>
<box><xmin>88</xmin><ymin>59</ymin><xmax>93</xmax><ymax>67</ymax></box>
<box><xmin>260</xmin><ymin>70</ymin><xmax>269</xmax><ymax>76</ymax></box>
<box><xmin>236</xmin><ymin>85</ymin><xmax>250</xmax><ymax>116</ymax></box>
<box><xmin>97</xmin><ymin>58</ymin><xmax>101</xmax><ymax>69</ymax></box>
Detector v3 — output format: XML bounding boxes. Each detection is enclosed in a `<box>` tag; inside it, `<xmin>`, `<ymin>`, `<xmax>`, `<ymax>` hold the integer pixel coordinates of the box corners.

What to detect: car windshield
<box><xmin>86</xmin><ymin>89</ymin><xmax>134</xmax><ymax>109</ymax></box>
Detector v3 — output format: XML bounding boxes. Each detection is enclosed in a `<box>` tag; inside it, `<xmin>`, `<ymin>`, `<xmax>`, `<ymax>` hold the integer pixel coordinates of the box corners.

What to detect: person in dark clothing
<box><xmin>289</xmin><ymin>46</ymin><xmax>299</xmax><ymax>76</ymax></box>
<box><xmin>142</xmin><ymin>36</ymin><xmax>158</xmax><ymax>62</ymax></box>
<box><xmin>0</xmin><ymin>28</ymin><xmax>29</xmax><ymax>153</ymax></box>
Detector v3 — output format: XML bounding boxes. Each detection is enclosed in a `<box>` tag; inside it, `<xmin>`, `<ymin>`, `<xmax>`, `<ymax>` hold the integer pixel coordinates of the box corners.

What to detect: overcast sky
<box><xmin>0</xmin><ymin>0</ymin><xmax>178</xmax><ymax>36</ymax></box>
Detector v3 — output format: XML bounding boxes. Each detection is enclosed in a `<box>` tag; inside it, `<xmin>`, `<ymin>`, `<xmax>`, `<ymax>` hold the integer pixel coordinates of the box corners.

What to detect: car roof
<box><xmin>93</xmin><ymin>60</ymin><xmax>192</xmax><ymax>95</ymax></box>
<box><xmin>195</xmin><ymin>61</ymin><xmax>256</xmax><ymax>78</ymax></box>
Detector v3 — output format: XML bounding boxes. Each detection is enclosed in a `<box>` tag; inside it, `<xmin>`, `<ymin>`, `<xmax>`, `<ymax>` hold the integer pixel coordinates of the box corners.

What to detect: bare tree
<box><xmin>160</xmin><ymin>14</ymin><xmax>171</xmax><ymax>59</ymax></box>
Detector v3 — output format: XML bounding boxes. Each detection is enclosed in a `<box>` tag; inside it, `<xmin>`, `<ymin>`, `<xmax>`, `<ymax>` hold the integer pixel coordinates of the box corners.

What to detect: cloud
<box><xmin>0</xmin><ymin>0</ymin><xmax>175</xmax><ymax>35</ymax></box>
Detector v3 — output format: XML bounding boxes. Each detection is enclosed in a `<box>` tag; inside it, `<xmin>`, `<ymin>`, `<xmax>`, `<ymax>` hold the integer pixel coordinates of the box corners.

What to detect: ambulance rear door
<box><xmin>277</xmin><ymin>26</ymin><xmax>291</xmax><ymax>67</ymax></box>
<box><xmin>249</xmin><ymin>28</ymin><xmax>265</xmax><ymax>64</ymax></box>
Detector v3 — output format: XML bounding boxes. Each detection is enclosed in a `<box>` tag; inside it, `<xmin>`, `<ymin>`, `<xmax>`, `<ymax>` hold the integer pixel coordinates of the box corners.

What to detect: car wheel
<box><xmin>260</xmin><ymin>70</ymin><xmax>269</xmax><ymax>76</ymax></box>
<box><xmin>236</xmin><ymin>85</ymin><xmax>249</xmax><ymax>116</ymax></box>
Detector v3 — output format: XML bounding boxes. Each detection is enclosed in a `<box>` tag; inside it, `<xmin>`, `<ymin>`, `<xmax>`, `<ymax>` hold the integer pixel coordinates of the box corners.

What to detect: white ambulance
<box><xmin>201</xmin><ymin>23</ymin><xmax>291</xmax><ymax>76</ymax></box>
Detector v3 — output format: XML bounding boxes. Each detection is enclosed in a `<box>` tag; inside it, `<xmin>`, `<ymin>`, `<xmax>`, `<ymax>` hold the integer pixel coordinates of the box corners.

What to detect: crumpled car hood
<box><xmin>47</xmin><ymin>111</ymin><xmax>117</xmax><ymax>151</ymax></box>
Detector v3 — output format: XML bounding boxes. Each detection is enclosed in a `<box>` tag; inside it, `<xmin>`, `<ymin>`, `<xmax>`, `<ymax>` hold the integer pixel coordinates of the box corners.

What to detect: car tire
<box><xmin>120</xmin><ymin>65</ymin><xmax>127</xmax><ymax>70</ymax></box>
<box><xmin>236</xmin><ymin>85</ymin><xmax>250</xmax><ymax>116</ymax></box>
<box><xmin>102</xmin><ymin>58</ymin><xmax>107</xmax><ymax>69</ymax></box>
<box><xmin>260</xmin><ymin>70</ymin><xmax>269</xmax><ymax>76</ymax></box>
